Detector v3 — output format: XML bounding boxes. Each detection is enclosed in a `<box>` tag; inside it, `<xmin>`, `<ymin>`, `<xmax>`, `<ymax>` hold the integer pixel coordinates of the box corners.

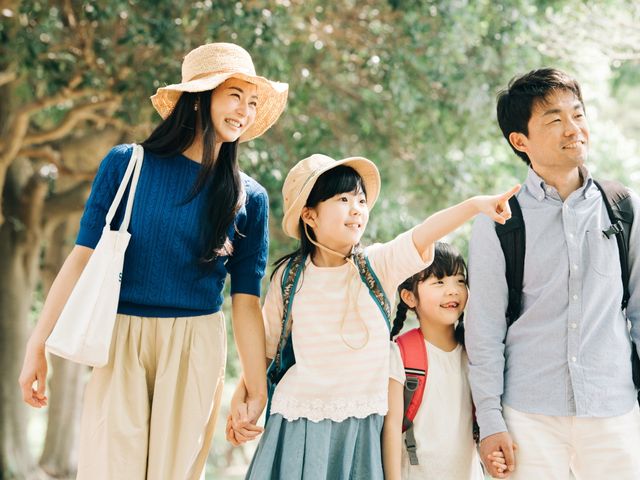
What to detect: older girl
<box><xmin>230</xmin><ymin>153</ymin><xmax>518</xmax><ymax>479</ymax></box>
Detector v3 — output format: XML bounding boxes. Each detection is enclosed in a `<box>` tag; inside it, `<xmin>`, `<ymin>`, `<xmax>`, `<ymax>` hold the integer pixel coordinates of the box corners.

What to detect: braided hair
<box><xmin>390</xmin><ymin>242</ymin><xmax>467</xmax><ymax>345</ymax></box>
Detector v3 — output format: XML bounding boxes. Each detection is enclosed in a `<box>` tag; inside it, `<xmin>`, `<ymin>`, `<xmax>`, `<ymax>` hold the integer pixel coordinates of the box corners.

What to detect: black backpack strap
<box><xmin>593</xmin><ymin>180</ymin><xmax>633</xmax><ymax>309</ymax></box>
<box><xmin>494</xmin><ymin>196</ymin><xmax>525</xmax><ymax>326</ymax></box>
<box><xmin>593</xmin><ymin>180</ymin><xmax>639</xmax><ymax>395</ymax></box>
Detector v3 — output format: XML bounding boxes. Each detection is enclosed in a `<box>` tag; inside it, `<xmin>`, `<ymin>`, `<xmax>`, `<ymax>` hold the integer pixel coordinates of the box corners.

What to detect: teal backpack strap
<box><xmin>352</xmin><ymin>251</ymin><xmax>391</xmax><ymax>330</ymax></box>
<box><xmin>265</xmin><ymin>254</ymin><xmax>306</xmax><ymax>423</ymax></box>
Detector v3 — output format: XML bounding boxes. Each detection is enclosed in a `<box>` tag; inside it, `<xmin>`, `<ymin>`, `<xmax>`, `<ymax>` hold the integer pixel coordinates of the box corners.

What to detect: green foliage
<box><xmin>3</xmin><ymin>0</ymin><xmax>640</xmax><ymax>366</ymax></box>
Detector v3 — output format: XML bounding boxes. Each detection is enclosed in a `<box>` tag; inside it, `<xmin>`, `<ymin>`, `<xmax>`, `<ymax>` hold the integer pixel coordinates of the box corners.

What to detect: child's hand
<box><xmin>487</xmin><ymin>450</ymin><xmax>508</xmax><ymax>476</ymax></box>
<box><xmin>473</xmin><ymin>184</ymin><xmax>521</xmax><ymax>225</ymax></box>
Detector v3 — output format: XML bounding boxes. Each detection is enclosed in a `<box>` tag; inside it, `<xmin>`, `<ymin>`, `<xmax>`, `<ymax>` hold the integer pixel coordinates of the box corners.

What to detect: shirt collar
<box><xmin>525</xmin><ymin>166</ymin><xmax>594</xmax><ymax>202</ymax></box>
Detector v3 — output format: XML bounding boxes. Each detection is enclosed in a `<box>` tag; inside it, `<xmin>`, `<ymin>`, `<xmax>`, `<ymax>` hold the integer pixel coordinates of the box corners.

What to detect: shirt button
<box><xmin>573</xmin><ymin>294</ymin><xmax>578</xmax><ymax>300</ymax></box>
<box><xmin>569</xmin><ymin>233</ymin><xmax>574</xmax><ymax>239</ymax></box>
<box><xmin>572</xmin><ymin>264</ymin><xmax>578</xmax><ymax>270</ymax></box>
<box><xmin>571</xmin><ymin>356</ymin><xmax>577</xmax><ymax>362</ymax></box>
<box><xmin>570</xmin><ymin>323</ymin><xmax>577</xmax><ymax>329</ymax></box>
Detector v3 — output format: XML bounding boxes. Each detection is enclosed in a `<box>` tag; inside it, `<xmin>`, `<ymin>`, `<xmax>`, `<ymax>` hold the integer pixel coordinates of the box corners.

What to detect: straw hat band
<box><xmin>188</xmin><ymin>68</ymin><xmax>256</xmax><ymax>83</ymax></box>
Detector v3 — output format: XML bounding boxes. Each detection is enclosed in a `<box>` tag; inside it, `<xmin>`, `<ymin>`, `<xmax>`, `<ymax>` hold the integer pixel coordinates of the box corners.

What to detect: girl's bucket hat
<box><xmin>150</xmin><ymin>42</ymin><xmax>289</xmax><ymax>142</ymax></box>
<box><xmin>281</xmin><ymin>154</ymin><xmax>381</xmax><ymax>239</ymax></box>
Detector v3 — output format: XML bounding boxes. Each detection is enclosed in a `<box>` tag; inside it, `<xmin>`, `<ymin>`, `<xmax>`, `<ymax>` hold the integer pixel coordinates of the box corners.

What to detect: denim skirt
<box><xmin>245</xmin><ymin>413</ymin><xmax>384</xmax><ymax>480</ymax></box>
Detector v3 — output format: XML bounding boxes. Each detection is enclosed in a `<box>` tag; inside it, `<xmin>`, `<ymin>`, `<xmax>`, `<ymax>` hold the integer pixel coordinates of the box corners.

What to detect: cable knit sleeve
<box><xmin>76</xmin><ymin>144</ymin><xmax>133</xmax><ymax>249</ymax></box>
<box><xmin>225</xmin><ymin>176</ymin><xmax>269</xmax><ymax>297</ymax></box>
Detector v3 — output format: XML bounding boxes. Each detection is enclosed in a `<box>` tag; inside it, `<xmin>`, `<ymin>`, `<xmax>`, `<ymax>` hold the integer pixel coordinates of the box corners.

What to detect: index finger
<box><xmin>500</xmin><ymin>184</ymin><xmax>521</xmax><ymax>201</ymax></box>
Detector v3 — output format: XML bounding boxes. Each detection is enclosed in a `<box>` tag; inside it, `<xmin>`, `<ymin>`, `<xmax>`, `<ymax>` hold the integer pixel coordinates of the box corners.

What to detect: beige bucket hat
<box><xmin>150</xmin><ymin>42</ymin><xmax>289</xmax><ymax>142</ymax></box>
<box><xmin>281</xmin><ymin>154</ymin><xmax>381</xmax><ymax>239</ymax></box>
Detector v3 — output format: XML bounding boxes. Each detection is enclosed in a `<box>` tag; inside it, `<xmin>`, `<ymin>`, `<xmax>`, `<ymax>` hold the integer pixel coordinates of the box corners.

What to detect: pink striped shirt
<box><xmin>264</xmin><ymin>229</ymin><xmax>432</xmax><ymax>422</ymax></box>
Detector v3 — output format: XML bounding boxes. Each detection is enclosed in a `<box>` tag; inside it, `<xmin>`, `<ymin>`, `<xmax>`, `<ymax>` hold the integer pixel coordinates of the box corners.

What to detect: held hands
<box><xmin>225</xmin><ymin>378</ymin><xmax>266</xmax><ymax>446</ymax></box>
<box><xmin>18</xmin><ymin>341</ymin><xmax>48</xmax><ymax>408</ymax></box>
<box><xmin>480</xmin><ymin>431</ymin><xmax>517</xmax><ymax>478</ymax></box>
<box><xmin>472</xmin><ymin>184</ymin><xmax>521</xmax><ymax>225</ymax></box>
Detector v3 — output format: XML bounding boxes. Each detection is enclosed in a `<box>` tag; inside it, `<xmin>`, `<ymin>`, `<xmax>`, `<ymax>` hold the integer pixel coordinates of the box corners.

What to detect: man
<box><xmin>466</xmin><ymin>68</ymin><xmax>640</xmax><ymax>479</ymax></box>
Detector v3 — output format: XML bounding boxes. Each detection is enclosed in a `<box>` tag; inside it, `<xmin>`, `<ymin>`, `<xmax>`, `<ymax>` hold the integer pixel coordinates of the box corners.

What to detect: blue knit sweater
<box><xmin>76</xmin><ymin>144</ymin><xmax>269</xmax><ymax>317</ymax></box>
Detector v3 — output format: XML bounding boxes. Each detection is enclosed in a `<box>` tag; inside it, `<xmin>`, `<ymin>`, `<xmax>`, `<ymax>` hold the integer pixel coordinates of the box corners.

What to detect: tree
<box><xmin>1</xmin><ymin>0</ymin><xmax>639</xmax><ymax>477</ymax></box>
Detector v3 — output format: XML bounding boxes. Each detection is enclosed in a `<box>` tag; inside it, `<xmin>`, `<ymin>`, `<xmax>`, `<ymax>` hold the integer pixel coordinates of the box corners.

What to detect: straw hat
<box><xmin>150</xmin><ymin>42</ymin><xmax>289</xmax><ymax>142</ymax></box>
<box><xmin>282</xmin><ymin>154</ymin><xmax>381</xmax><ymax>239</ymax></box>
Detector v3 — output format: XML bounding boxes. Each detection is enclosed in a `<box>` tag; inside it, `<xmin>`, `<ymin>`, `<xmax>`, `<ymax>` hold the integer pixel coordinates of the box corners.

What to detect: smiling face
<box><xmin>302</xmin><ymin>188</ymin><xmax>369</xmax><ymax>255</ymax></box>
<box><xmin>403</xmin><ymin>273</ymin><xmax>468</xmax><ymax>329</ymax></box>
<box><xmin>210</xmin><ymin>77</ymin><xmax>258</xmax><ymax>143</ymax></box>
<box><xmin>509</xmin><ymin>89</ymin><xmax>589</xmax><ymax>176</ymax></box>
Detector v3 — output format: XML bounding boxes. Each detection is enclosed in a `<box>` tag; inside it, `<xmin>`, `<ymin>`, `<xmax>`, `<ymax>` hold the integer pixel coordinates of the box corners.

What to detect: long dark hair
<box><xmin>141</xmin><ymin>90</ymin><xmax>242</xmax><ymax>261</ymax></box>
<box><xmin>272</xmin><ymin>165</ymin><xmax>366</xmax><ymax>278</ymax></box>
<box><xmin>390</xmin><ymin>242</ymin><xmax>467</xmax><ymax>345</ymax></box>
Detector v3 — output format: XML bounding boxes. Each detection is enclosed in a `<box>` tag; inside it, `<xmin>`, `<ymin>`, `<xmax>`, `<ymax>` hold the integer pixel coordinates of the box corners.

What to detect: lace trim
<box><xmin>271</xmin><ymin>392</ymin><xmax>388</xmax><ymax>423</ymax></box>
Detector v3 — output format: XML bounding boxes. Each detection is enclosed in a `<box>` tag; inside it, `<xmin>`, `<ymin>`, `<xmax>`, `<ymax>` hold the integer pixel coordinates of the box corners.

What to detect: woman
<box><xmin>18</xmin><ymin>42</ymin><xmax>288</xmax><ymax>479</ymax></box>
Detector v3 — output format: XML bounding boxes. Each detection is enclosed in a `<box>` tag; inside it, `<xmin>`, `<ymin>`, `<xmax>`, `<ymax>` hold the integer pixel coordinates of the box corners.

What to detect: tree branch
<box><xmin>22</xmin><ymin>98</ymin><xmax>120</xmax><ymax>146</ymax></box>
<box><xmin>43</xmin><ymin>181</ymin><xmax>92</xmax><ymax>225</ymax></box>
<box><xmin>0</xmin><ymin>70</ymin><xmax>16</xmax><ymax>87</ymax></box>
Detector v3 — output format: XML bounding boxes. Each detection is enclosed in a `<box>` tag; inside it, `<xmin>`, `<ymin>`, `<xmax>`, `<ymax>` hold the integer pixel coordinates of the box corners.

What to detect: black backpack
<box><xmin>495</xmin><ymin>180</ymin><xmax>640</xmax><ymax>399</ymax></box>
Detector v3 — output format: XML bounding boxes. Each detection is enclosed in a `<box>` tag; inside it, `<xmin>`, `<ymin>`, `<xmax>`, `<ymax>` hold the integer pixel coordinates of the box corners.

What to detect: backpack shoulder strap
<box><xmin>396</xmin><ymin>327</ymin><xmax>428</xmax><ymax>466</ymax></box>
<box><xmin>593</xmin><ymin>179</ymin><xmax>633</xmax><ymax>309</ymax></box>
<box><xmin>494</xmin><ymin>196</ymin><xmax>525</xmax><ymax>326</ymax></box>
<box><xmin>273</xmin><ymin>254</ymin><xmax>305</xmax><ymax>375</ymax></box>
<box><xmin>265</xmin><ymin>254</ymin><xmax>306</xmax><ymax>423</ymax></box>
<box><xmin>592</xmin><ymin>180</ymin><xmax>640</xmax><ymax>398</ymax></box>
<box><xmin>353</xmin><ymin>251</ymin><xmax>392</xmax><ymax>330</ymax></box>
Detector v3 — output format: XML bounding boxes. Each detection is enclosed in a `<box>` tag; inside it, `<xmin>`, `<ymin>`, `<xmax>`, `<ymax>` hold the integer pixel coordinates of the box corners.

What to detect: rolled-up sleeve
<box><xmin>465</xmin><ymin>214</ymin><xmax>509</xmax><ymax>440</ymax></box>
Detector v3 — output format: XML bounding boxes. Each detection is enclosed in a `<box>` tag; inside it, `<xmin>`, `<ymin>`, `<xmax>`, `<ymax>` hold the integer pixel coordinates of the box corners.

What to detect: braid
<box><xmin>454</xmin><ymin>313</ymin><xmax>465</xmax><ymax>347</ymax></box>
<box><xmin>391</xmin><ymin>299</ymin><xmax>409</xmax><ymax>339</ymax></box>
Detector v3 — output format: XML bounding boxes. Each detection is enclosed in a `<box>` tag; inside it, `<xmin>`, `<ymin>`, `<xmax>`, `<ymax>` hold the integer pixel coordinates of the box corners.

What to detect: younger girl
<box><xmin>231</xmin><ymin>154</ymin><xmax>518</xmax><ymax>479</ymax></box>
<box><xmin>383</xmin><ymin>242</ymin><xmax>506</xmax><ymax>479</ymax></box>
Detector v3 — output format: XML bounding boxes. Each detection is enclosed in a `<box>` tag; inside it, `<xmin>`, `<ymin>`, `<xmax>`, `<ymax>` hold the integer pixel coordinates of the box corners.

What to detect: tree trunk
<box><xmin>0</xmin><ymin>175</ymin><xmax>46</xmax><ymax>479</ymax></box>
<box><xmin>38</xmin><ymin>219</ymin><xmax>86</xmax><ymax>478</ymax></box>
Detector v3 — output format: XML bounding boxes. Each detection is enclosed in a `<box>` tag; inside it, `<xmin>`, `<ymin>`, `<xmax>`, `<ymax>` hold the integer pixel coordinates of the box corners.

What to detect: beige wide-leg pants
<box><xmin>77</xmin><ymin>312</ymin><xmax>226</xmax><ymax>480</ymax></box>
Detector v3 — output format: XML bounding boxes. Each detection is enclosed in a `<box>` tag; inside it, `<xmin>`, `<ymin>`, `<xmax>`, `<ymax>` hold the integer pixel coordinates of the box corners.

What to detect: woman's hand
<box><xmin>18</xmin><ymin>340</ymin><xmax>49</xmax><ymax>408</ymax></box>
<box><xmin>226</xmin><ymin>377</ymin><xmax>265</xmax><ymax>445</ymax></box>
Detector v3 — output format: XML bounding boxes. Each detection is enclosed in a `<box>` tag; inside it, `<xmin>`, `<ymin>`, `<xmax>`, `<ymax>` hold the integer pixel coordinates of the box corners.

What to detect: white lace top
<box><xmin>264</xmin><ymin>229</ymin><xmax>432</xmax><ymax>422</ymax></box>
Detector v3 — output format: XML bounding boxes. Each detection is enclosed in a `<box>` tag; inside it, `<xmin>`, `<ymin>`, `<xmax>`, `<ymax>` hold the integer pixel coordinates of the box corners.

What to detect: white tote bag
<box><xmin>46</xmin><ymin>144</ymin><xmax>144</xmax><ymax>367</ymax></box>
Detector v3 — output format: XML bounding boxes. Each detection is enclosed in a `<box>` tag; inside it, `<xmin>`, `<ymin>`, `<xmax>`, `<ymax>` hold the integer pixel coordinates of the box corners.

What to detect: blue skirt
<box><xmin>245</xmin><ymin>413</ymin><xmax>384</xmax><ymax>480</ymax></box>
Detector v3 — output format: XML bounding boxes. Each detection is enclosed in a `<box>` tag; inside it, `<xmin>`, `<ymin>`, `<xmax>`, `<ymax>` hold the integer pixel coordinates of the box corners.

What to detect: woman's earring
<box><xmin>194</xmin><ymin>101</ymin><xmax>199</xmax><ymax>112</ymax></box>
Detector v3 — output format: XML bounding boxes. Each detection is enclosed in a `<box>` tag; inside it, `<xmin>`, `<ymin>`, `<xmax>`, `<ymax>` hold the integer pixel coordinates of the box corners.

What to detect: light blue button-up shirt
<box><xmin>466</xmin><ymin>167</ymin><xmax>640</xmax><ymax>440</ymax></box>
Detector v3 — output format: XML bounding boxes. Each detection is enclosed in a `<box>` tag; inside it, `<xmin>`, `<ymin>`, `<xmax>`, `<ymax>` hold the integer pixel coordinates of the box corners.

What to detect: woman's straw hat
<box><xmin>150</xmin><ymin>43</ymin><xmax>288</xmax><ymax>142</ymax></box>
<box><xmin>281</xmin><ymin>154</ymin><xmax>381</xmax><ymax>239</ymax></box>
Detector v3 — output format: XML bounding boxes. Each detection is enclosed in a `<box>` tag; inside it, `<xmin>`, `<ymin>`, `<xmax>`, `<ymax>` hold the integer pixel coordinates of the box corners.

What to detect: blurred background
<box><xmin>1</xmin><ymin>0</ymin><xmax>640</xmax><ymax>478</ymax></box>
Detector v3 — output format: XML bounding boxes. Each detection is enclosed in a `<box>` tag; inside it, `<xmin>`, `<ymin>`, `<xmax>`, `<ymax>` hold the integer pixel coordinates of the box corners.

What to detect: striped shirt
<box><xmin>264</xmin><ymin>229</ymin><xmax>432</xmax><ymax>422</ymax></box>
<box><xmin>466</xmin><ymin>167</ymin><xmax>640</xmax><ymax>440</ymax></box>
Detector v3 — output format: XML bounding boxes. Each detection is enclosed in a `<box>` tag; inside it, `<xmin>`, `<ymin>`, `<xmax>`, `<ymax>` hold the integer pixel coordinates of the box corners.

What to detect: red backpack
<box><xmin>396</xmin><ymin>328</ymin><xmax>428</xmax><ymax>466</ymax></box>
<box><xmin>396</xmin><ymin>327</ymin><xmax>479</xmax><ymax>466</ymax></box>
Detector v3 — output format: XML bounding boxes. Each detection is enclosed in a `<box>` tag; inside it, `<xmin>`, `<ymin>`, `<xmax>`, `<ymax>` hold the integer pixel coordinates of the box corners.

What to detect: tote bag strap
<box><xmin>104</xmin><ymin>144</ymin><xmax>144</xmax><ymax>232</ymax></box>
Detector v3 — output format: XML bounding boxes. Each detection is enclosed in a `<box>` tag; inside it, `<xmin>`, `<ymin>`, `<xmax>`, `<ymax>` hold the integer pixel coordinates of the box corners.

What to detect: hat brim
<box><xmin>150</xmin><ymin>72</ymin><xmax>288</xmax><ymax>143</ymax></box>
<box><xmin>282</xmin><ymin>157</ymin><xmax>381</xmax><ymax>240</ymax></box>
